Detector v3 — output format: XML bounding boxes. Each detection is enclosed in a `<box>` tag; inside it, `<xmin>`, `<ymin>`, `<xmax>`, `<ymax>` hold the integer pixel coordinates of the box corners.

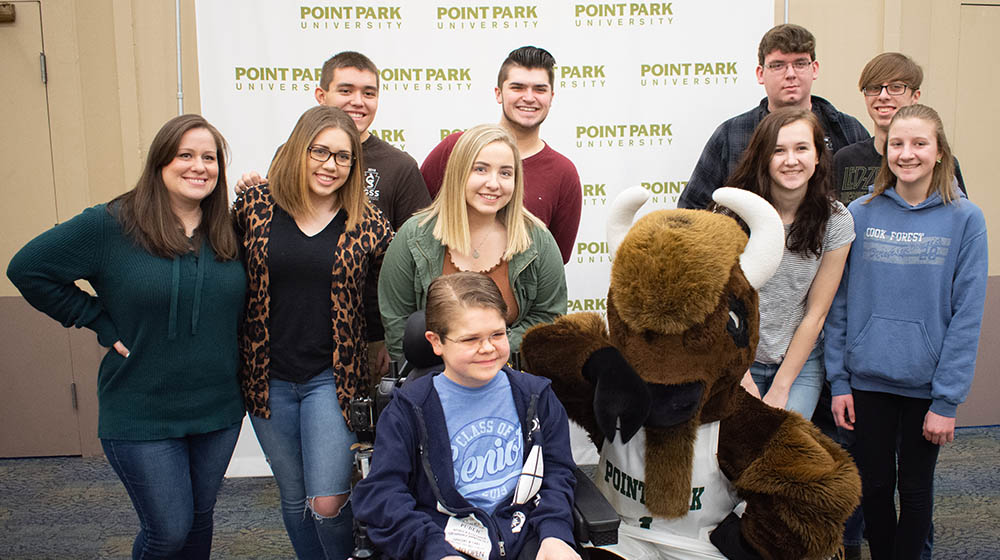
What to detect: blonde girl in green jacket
<box><xmin>378</xmin><ymin>124</ymin><xmax>567</xmax><ymax>361</ymax></box>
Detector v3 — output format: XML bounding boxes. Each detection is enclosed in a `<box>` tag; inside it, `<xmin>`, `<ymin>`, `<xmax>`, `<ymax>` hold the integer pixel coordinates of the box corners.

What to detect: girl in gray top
<box><xmin>725</xmin><ymin>108</ymin><xmax>854</xmax><ymax>419</ymax></box>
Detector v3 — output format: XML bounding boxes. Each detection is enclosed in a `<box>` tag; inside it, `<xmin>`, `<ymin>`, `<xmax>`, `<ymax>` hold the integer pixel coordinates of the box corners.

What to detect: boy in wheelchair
<box><xmin>352</xmin><ymin>272</ymin><xmax>581</xmax><ymax>560</ymax></box>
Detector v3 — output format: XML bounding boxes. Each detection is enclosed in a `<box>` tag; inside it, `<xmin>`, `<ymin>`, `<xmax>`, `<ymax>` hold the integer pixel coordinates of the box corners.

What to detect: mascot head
<box><xmin>606</xmin><ymin>187</ymin><xmax>783</xmax><ymax>516</ymax></box>
<box><xmin>606</xmin><ymin>187</ymin><xmax>783</xmax><ymax>426</ymax></box>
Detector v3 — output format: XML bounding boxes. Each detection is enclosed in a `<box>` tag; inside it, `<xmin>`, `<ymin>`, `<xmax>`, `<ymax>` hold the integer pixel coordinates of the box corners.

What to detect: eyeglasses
<box><xmin>862</xmin><ymin>83</ymin><xmax>911</xmax><ymax>97</ymax></box>
<box><xmin>764</xmin><ymin>59</ymin><xmax>813</xmax><ymax>73</ymax></box>
<box><xmin>307</xmin><ymin>146</ymin><xmax>354</xmax><ymax>167</ymax></box>
<box><xmin>443</xmin><ymin>331</ymin><xmax>508</xmax><ymax>351</ymax></box>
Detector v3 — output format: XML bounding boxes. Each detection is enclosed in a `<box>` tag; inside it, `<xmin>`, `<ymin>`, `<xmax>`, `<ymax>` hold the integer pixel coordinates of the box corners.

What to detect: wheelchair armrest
<box><xmin>572</xmin><ymin>466</ymin><xmax>619</xmax><ymax>546</ymax></box>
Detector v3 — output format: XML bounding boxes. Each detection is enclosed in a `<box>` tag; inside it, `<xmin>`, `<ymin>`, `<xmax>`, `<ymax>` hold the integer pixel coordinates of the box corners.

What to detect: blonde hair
<box><xmin>268</xmin><ymin>106</ymin><xmax>369</xmax><ymax>230</ymax></box>
<box><xmin>871</xmin><ymin>104</ymin><xmax>957</xmax><ymax>205</ymax></box>
<box><xmin>418</xmin><ymin>124</ymin><xmax>544</xmax><ymax>259</ymax></box>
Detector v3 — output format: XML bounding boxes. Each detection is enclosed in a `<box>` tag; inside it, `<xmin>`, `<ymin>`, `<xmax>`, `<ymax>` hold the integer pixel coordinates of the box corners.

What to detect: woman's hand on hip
<box><xmin>112</xmin><ymin>340</ymin><xmax>130</xmax><ymax>358</ymax></box>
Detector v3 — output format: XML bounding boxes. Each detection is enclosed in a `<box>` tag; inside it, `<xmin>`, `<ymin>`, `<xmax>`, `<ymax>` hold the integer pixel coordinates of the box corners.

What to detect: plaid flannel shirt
<box><xmin>678</xmin><ymin>96</ymin><xmax>869</xmax><ymax>209</ymax></box>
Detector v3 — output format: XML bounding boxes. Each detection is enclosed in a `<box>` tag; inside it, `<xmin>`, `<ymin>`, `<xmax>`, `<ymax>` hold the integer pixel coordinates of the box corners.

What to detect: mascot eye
<box><xmin>727</xmin><ymin>295</ymin><xmax>750</xmax><ymax>348</ymax></box>
<box><xmin>728</xmin><ymin>311</ymin><xmax>740</xmax><ymax>330</ymax></box>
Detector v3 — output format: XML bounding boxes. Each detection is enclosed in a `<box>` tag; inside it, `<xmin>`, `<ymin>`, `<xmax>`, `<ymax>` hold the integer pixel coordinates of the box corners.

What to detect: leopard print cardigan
<box><xmin>233</xmin><ymin>186</ymin><xmax>392</xmax><ymax>426</ymax></box>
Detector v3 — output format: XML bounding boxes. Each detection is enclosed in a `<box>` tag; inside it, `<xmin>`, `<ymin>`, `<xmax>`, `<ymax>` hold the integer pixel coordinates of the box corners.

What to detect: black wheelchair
<box><xmin>348</xmin><ymin>310</ymin><xmax>620</xmax><ymax>559</ymax></box>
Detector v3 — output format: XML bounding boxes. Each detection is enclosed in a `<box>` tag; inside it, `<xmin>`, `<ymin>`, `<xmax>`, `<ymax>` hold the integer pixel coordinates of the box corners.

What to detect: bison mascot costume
<box><xmin>521</xmin><ymin>187</ymin><xmax>860</xmax><ymax>560</ymax></box>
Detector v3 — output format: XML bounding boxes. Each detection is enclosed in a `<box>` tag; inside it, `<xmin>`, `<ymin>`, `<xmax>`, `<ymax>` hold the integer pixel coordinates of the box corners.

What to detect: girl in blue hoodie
<box><xmin>824</xmin><ymin>104</ymin><xmax>987</xmax><ymax>560</ymax></box>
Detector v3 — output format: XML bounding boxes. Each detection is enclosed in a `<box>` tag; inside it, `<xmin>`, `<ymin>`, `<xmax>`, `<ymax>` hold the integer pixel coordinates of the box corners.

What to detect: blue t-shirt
<box><xmin>433</xmin><ymin>371</ymin><xmax>523</xmax><ymax>513</ymax></box>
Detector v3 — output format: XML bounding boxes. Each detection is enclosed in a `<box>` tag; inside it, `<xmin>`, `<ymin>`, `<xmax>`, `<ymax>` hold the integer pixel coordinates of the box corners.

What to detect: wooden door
<box><xmin>0</xmin><ymin>1</ymin><xmax>83</xmax><ymax>457</ymax></box>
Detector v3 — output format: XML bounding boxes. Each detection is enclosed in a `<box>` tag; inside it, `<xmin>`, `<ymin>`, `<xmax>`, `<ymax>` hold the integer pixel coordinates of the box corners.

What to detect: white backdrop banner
<box><xmin>194</xmin><ymin>0</ymin><xmax>774</xmax><ymax>475</ymax></box>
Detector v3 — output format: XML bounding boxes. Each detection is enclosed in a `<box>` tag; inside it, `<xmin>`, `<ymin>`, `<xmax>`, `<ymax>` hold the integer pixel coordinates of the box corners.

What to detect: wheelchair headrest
<box><xmin>402</xmin><ymin>309</ymin><xmax>444</xmax><ymax>370</ymax></box>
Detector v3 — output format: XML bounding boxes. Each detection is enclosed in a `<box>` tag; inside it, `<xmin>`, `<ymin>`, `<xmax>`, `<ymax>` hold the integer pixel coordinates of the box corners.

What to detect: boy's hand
<box><xmin>535</xmin><ymin>537</ymin><xmax>581</xmax><ymax>560</ymax></box>
<box><xmin>441</xmin><ymin>556</ymin><xmax>465</xmax><ymax>560</ymax></box>
<box><xmin>234</xmin><ymin>171</ymin><xmax>265</xmax><ymax>195</ymax></box>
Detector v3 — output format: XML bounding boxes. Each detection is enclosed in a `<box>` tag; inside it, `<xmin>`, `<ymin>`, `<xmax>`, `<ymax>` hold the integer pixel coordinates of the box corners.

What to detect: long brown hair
<box><xmin>871</xmin><ymin>104</ymin><xmax>957</xmax><ymax>205</ymax></box>
<box><xmin>724</xmin><ymin>108</ymin><xmax>834</xmax><ymax>257</ymax></box>
<box><xmin>267</xmin><ymin>106</ymin><xmax>369</xmax><ymax>231</ymax></box>
<box><xmin>111</xmin><ymin>114</ymin><xmax>237</xmax><ymax>260</ymax></box>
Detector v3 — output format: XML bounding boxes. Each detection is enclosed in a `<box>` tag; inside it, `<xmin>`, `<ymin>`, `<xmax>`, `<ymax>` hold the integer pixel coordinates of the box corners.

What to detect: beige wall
<box><xmin>1</xmin><ymin>0</ymin><xmax>203</xmax><ymax>456</ymax></box>
<box><xmin>40</xmin><ymin>0</ymin><xmax>201</xmax><ymax>231</ymax></box>
<box><xmin>2</xmin><ymin>0</ymin><xmax>997</xmax><ymax>456</ymax></box>
<box><xmin>779</xmin><ymin>0</ymin><xmax>1000</xmax><ymax>427</ymax></box>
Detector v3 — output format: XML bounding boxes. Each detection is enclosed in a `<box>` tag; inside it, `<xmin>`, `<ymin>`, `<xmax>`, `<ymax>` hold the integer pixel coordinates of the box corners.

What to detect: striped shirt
<box><xmin>756</xmin><ymin>201</ymin><xmax>854</xmax><ymax>363</ymax></box>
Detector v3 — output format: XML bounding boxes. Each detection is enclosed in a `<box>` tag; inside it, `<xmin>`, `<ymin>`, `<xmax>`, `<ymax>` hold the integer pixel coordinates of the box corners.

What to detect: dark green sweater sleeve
<box><xmin>7</xmin><ymin>205</ymin><xmax>119</xmax><ymax>346</ymax></box>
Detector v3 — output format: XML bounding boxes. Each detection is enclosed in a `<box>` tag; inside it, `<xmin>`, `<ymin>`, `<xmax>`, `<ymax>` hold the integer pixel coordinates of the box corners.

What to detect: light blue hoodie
<box><xmin>824</xmin><ymin>187</ymin><xmax>987</xmax><ymax>417</ymax></box>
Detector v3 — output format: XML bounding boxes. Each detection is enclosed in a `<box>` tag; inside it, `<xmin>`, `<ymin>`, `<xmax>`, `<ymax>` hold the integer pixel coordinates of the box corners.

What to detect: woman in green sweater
<box><xmin>7</xmin><ymin>114</ymin><xmax>246</xmax><ymax>560</ymax></box>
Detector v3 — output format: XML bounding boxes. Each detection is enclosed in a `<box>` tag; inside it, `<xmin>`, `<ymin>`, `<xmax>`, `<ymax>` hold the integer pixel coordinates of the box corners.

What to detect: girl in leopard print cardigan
<box><xmin>233</xmin><ymin>106</ymin><xmax>392</xmax><ymax>559</ymax></box>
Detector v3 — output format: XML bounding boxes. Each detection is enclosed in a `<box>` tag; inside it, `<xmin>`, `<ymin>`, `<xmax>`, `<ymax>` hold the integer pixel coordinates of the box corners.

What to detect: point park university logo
<box><xmin>299</xmin><ymin>5</ymin><xmax>403</xmax><ymax>30</ymax></box>
<box><xmin>233</xmin><ymin>66</ymin><xmax>321</xmax><ymax>93</ymax></box>
<box><xmin>436</xmin><ymin>5</ymin><xmax>539</xmax><ymax>30</ymax></box>
<box><xmin>574</xmin><ymin>2</ymin><xmax>673</xmax><ymax>27</ymax></box>
<box><xmin>639</xmin><ymin>62</ymin><xmax>739</xmax><ymax>87</ymax></box>
<box><xmin>575</xmin><ymin>123</ymin><xmax>672</xmax><ymax>149</ymax></box>
<box><xmin>379</xmin><ymin>67</ymin><xmax>473</xmax><ymax>92</ymax></box>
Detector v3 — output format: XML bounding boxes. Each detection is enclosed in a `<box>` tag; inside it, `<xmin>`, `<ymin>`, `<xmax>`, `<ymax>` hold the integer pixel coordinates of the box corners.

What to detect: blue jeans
<box><xmin>250</xmin><ymin>368</ymin><xmax>357</xmax><ymax>560</ymax></box>
<box><xmin>101</xmin><ymin>423</ymin><xmax>241</xmax><ymax>560</ymax></box>
<box><xmin>750</xmin><ymin>346</ymin><xmax>825</xmax><ymax>419</ymax></box>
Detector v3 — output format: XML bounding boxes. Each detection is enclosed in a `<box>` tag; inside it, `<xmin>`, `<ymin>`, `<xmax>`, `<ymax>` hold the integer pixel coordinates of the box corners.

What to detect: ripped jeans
<box><xmin>250</xmin><ymin>368</ymin><xmax>357</xmax><ymax>559</ymax></box>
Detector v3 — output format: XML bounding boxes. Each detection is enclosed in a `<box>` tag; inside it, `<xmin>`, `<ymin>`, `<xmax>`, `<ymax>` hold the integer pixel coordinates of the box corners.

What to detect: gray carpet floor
<box><xmin>1</xmin><ymin>426</ymin><xmax>997</xmax><ymax>559</ymax></box>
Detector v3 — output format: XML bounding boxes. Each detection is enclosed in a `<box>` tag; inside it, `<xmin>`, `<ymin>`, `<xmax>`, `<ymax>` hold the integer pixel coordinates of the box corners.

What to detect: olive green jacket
<box><xmin>378</xmin><ymin>214</ymin><xmax>567</xmax><ymax>361</ymax></box>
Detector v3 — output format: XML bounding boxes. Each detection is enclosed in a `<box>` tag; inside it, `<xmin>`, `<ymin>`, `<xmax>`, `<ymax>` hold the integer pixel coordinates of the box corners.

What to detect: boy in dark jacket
<box><xmin>353</xmin><ymin>272</ymin><xmax>579</xmax><ymax>560</ymax></box>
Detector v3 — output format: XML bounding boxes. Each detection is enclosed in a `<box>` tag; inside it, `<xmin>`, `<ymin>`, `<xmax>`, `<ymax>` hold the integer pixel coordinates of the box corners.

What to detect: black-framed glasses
<box><xmin>764</xmin><ymin>59</ymin><xmax>813</xmax><ymax>73</ymax></box>
<box><xmin>862</xmin><ymin>83</ymin><xmax>911</xmax><ymax>96</ymax></box>
<box><xmin>307</xmin><ymin>146</ymin><xmax>354</xmax><ymax>167</ymax></box>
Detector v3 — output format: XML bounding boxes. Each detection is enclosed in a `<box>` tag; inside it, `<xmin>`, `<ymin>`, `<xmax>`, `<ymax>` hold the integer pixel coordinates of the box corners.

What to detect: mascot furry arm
<box><xmin>521</xmin><ymin>187</ymin><xmax>860</xmax><ymax>560</ymax></box>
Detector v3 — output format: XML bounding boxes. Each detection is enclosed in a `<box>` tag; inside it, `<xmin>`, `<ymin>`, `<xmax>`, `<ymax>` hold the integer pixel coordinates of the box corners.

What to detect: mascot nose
<box><xmin>646</xmin><ymin>382</ymin><xmax>704</xmax><ymax>428</ymax></box>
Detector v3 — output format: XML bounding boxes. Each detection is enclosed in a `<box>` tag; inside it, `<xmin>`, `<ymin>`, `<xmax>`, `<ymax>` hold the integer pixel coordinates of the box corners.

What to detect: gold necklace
<box><xmin>471</xmin><ymin>225</ymin><xmax>496</xmax><ymax>259</ymax></box>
